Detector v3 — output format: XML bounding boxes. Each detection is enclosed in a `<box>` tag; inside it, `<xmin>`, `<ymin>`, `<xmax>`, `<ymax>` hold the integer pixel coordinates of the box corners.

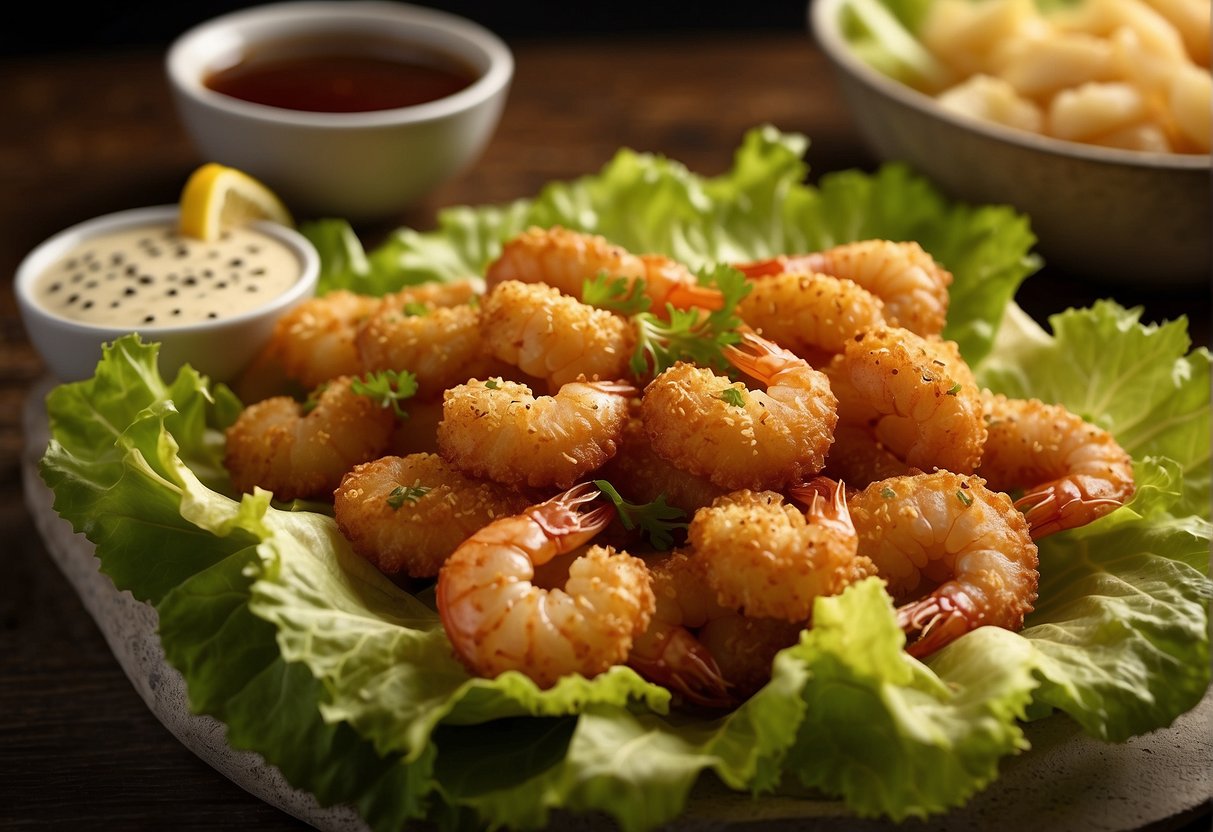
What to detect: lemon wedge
<box><xmin>178</xmin><ymin>162</ymin><xmax>294</xmax><ymax>241</ymax></box>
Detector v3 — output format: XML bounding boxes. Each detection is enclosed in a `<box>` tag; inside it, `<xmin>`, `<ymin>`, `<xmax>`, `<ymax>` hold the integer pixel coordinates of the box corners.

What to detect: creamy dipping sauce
<box><xmin>32</xmin><ymin>222</ymin><xmax>302</xmax><ymax>327</ymax></box>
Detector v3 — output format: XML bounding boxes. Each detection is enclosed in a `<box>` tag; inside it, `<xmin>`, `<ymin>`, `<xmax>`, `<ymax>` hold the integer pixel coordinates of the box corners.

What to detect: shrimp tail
<box><xmin>788</xmin><ymin>476</ymin><xmax>855</xmax><ymax>538</ymax></box>
<box><xmin>628</xmin><ymin>625</ymin><xmax>735</xmax><ymax>709</ymax></box>
<box><xmin>663</xmin><ymin>282</ymin><xmax>726</xmax><ymax>312</ymax></box>
<box><xmin>1015</xmin><ymin>478</ymin><xmax>1125</xmax><ymax>539</ymax></box>
<box><xmin>529</xmin><ymin>482</ymin><xmax>617</xmax><ymax>552</ymax></box>
<box><xmin>733</xmin><ymin>256</ymin><xmax>794</xmax><ymax>278</ymax></box>
<box><xmin>897</xmin><ymin>588</ymin><xmax>979</xmax><ymax>658</ymax></box>
<box><xmin>722</xmin><ymin>329</ymin><xmax>798</xmax><ymax>384</ymax></box>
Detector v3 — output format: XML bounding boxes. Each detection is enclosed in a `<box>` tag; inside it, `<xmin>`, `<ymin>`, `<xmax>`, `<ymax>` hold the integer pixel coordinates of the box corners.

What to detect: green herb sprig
<box><xmin>387</xmin><ymin>484</ymin><xmax>431</xmax><ymax>510</ymax></box>
<box><xmin>627</xmin><ymin>264</ymin><xmax>752</xmax><ymax>378</ymax></box>
<box><xmin>351</xmin><ymin>369</ymin><xmax>419</xmax><ymax>419</ymax></box>
<box><xmin>593</xmin><ymin>479</ymin><xmax>688</xmax><ymax>551</ymax></box>
<box><xmin>581</xmin><ymin>271</ymin><xmax>652</xmax><ymax>316</ymax></box>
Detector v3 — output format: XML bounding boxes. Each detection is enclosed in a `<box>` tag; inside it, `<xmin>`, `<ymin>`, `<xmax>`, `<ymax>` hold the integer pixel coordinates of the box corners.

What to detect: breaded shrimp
<box><xmin>736</xmin><ymin>271</ymin><xmax>888</xmax><ymax>365</ymax></box>
<box><xmin>736</xmin><ymin>240</ymin><xmax>952</xmax><ymax>337</ymax></box>
<box><xmin>630</xmin><ymin>548</ymin><xmax>800</xmax><ymax>707</ymax></box>
<box><xmin>595</xmin><ymin>414</ymin><xmax>727</xmax><ymax>516</ymax></box>
<box><xmin>224</xmin><ymin>375</ymin><xmax>396</xmax><ymax>501</ymax></box>
<box><xmin>485</xmin><ymin>225</ymin><xmax>722</xmax><ymax>312</ymax></box>
<box><xmin>355</xmin><ymin>279</ymin><xmax>498</xmax><ymax>396</ymax></box>
<box><xmin>481</xmin><ymin>279</ymin><xmax>636</xmax><ymax>390</ymax></box>
<box><xmin>334</xmin><ymin>452</ymin><xmax>529</xmax><ymax>578</ymax></box>
<box><xmin>253</xmin><ymin>290</ymin><xmax>379</xmax><ymax>390</ymax></box>
<box><xmin>822</xmin><ymin>423</ymin><xmax>920</xmax><ymax>490</ymax></box>
<box><xmin>640</xmin><ymin>330</ymin><xmax>837</xmax><ymax>491</ymax></box>
<box><xmin>437</xmin><ymin>377</ymin><xmax>634</xmax><ymax>490</ymax></box>
<box><xmin>978</xmin><ymin>391</ymin><xmax>1136</xmax><ymax>538</ymax></box>
<box><xmin>628</xmin><ymin>548</ymin><xmax>735</xmax><ymax>708</ymax></box>
<box><xmin>689</xmin><ymin>480</ymin><xmax>875</xmax><ymax>622</ymax></box>
<box><xmin>826</xmin><ymin>325</ymin><xmax>986</xmax><ymax>474</ymax></box>
<box><xmin>436</xmin><ymin>482</ymin><xmax>654</xmax><ymax>687</ymax></box>
<box><xmin>849</xmin><ymin>471</ymin><xmax>1039</xmax><ymax>657</ymax></box>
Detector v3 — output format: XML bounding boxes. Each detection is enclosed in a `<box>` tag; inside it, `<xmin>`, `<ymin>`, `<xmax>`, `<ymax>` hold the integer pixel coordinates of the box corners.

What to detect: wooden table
<box><xmin>2</xmin><ymin>29</ymin><xmax>1209</xmax><ymax>832</ymax></box>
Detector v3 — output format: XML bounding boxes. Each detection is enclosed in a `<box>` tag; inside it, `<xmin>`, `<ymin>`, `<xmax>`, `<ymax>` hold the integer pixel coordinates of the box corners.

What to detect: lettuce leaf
<box><xmin>38</xmin><ymin>128</ymin><xmax>1209</xmax><ymax>832</ymax></box>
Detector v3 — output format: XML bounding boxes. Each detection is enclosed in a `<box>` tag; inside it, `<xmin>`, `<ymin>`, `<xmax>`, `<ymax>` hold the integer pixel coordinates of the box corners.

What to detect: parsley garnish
<box><xmin>401</xmin><ymin>301</ymin><xmax>430</xmax><ymax>317</ymax></box>
<box><xmin>582</xmin><ymin>272</ymin><xmax>652</xmax><ymax>315</ymax></box>
<box><xmin>880</xmin><ymin>486</ymin><xmax>897</xmax><ymax>499</ymax></box>
<box><xmin>720</xmin><ymin>387</ymin><xmax>746</xmax><ymax>408</ymax></box>
<box><xmin>387</xmin><ymin>484</ymin><xmax>430</xmax><ymax>509</ymax></box>
<box><xmin>956</xmin><ymin>489</ymin><xmax>973</xmax><ymax>507</ymax></box>
<box><xmin>301</xmin><ymin>381</ymin><xmax>330</xmax><ymax>415</ymax></box>
<box><xmin>485</xmin><ymin>379</ymin><xmax>500</xmax><ymax>389</ymax></box>
<box><xmin>351</xmin><ymin>369</ymin><xmax>418</xmax><ymax>419</ymax></box>
<box><xmin>593</xmin><ymin>479</ymin><xmax>688</xmax><ymax>551</ymax></box>
<box><xmin>628</xmin><ymin>264</ymin><xmax>752</xmax><ymax>378</ymax></box>
<box><xmin>946</xmin><ymin>382</ymin><xmax>962</xmax><ymax>395</ymax></box>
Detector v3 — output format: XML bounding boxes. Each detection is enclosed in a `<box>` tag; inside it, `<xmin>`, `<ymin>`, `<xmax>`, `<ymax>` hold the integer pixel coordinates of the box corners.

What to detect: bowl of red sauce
<box><xmin>166</xmin><ymin>1</ymin><xmax>514</xmax><ymax>222</ymax></box>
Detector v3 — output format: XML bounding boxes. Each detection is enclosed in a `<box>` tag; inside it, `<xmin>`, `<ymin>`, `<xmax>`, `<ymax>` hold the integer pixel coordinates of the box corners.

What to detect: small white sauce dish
<box><xmin>16</xmin><ymin>205</ymin><xmax>319</xmax><ymax>384</ymax></box>
<box><xmin>166</xmin><ymin>0</ymin><xmax>514</xmax><ymax>222</ymax></box>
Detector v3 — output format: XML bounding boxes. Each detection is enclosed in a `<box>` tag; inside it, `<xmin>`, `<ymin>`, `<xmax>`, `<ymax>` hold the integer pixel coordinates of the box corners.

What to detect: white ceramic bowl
<box><xmin>809</xmin><ymin>0</ymin><xmax>1212</xmax><ymax>286</ymax></box>
<box><xmin>16</xmin><ymin>206</ymin><xmax>319</xmax><ymax>383</ymax></box>
<box><xmin>166</xmin><ymin>0</ymin><xmax>514</xmax><ymax>222</ymax></box>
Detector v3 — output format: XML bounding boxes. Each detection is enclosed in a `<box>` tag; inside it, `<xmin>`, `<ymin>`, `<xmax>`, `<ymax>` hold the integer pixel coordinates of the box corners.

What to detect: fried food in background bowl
<box><xmin>809</xmin><ymin>0</ymin><xmax>1212</xmax><ymax>286</ymax></box>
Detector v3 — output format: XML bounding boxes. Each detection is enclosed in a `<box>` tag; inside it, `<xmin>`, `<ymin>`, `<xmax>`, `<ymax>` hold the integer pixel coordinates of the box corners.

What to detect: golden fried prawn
<box><xmin>250</xmin><ymin>290</ymin><xmax>379</xmax><ymax>391</ymax></box>
<box><xmin>978</xmin><ymin>391</ymin><xmax>1136</xmax><ymax>538</ymax></box>
<box><xmin>436</xmin><ymin>483</ymin><xmax>654</xmax><ymax>687</ymax></box>
<box><xmin>334</xmin><ymin>452</ymin><xmax>529</xmax><ymax>578</ymax></box>
<box><xmin>224</xmin><ymin>375</ymin><xmax>396</xmax><ymax>501</ymax></box>
<box><xmin>849</xmin><ymin>471</ymin><xmax>1039</xmax><ymax>658</ymax></box>
<box><xmin>689</xmin><ymin>480</ymin><xmax>874</xmax><ymax>622</ymax></box>
<box><xmin>355</xmin><ymin>279</ymin><xmax>498</xmax><ymax>397</ymax></box>
<box><xmin>827</xmin><ymin>325</ymin><xmax>986</xmax><ymax>474</ymax></box>
<box><xmin>437</xmin><ymin>377</ymin><xmax>634</xmax><ymax>490</ymax></box>
<box><xmin>595</xmin><ymin>415</ymin><xmax>727</xmax><ymax>517</ymax></box>
<box><xmin>628</xmin><ymin>548</ymin><xmax>735</xmax><ymax>708</ymax></box>
<box><xmin>640</xmin><ymin>330</ymin><xmax>837</xmax><ymax>491</ymax></box>
<box><xmin>736</xmin><ymin>239</ymin><xmax>952</xmax><ymax>337</ymax></box>
<box><xmin>736</xmin><ymin>271</ymin><xmax>887</xmax><ymax>365</ymax></box>
<box><xmin>485</xmin><ymin>225</ymin><xmax>721</xmax><ymax>312</ymax></box>
<box><xmin>481</xmin><ymin>279</ymin><xmax>635</xmax><ymax>390</ymax></box>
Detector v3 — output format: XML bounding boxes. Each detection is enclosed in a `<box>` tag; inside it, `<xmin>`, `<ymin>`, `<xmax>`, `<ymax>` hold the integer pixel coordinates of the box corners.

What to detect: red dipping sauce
<box><xmin>204</xmin><ymin>37</ymin><xmax>478</xmax><ymax>113</ymax></box>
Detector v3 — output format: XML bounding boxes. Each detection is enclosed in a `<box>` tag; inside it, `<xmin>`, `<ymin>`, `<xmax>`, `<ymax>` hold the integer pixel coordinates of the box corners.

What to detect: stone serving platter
<box><xmin>22</xmin><ymin>377</ymin><xmax>1213</xmax><ymax>831</ymax></box>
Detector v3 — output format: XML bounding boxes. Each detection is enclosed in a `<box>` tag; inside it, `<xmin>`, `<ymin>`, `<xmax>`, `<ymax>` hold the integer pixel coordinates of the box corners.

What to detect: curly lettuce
<box><xmin>38</xmin><ymin>127</ymin><xmax>1210</xmax><ymax>831</ymax></box>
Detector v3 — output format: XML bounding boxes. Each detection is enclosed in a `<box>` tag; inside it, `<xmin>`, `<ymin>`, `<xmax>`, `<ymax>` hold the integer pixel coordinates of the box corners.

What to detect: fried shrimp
<box><xmin>254</xmin><ymin>290</ymin><xmax>379</xmax><ymax>390</ymax></box>
<box><xmin>736</xmin><ymin>271</ymin><xmax>887</xmax><ymax>365</ymax></box>
<box><xmin>224</xmin><ymin>375</ymin><xmax>396</xmax><ymax>501</ymax></box>
<box><xmin>849</xmin><ymin>471</ymin><xmax>1039</xmax><ymax>658</ymax></box>
<box><xmin>485</xmin><ymin>225</ymin><xmax>721</xmax><ymax>311</ymax></box>
<box><xmin>736</xmin><ymin>240</ymin><xmax>952</xmax><ymax>337</ymax></box>
<box><xmin>827</xmin><ymin>325</ymin><xmax>986</xmax><ymax>474</ymax></box>
<box><xmin>627</xmin><ymin>548</ymin><xmax>735</xmax><ymax>708</ymax></box>
<box><xmin>334</xmin><ymin>452</ymin><xmax>529</xmax><ymax>578</ymax></box>
<box><xmin>481</xmin><ymin>279</ymin><xmax>636</xmax><ymax>390</ymax></box>
<box><xmin>630</xmin><ymin>549</ymin><xmax>801</xmax><ymax>707</ymax></box>
<box><xmin>596</xmin><ymin>415</ymin><xmax>727</xmax><ymax>516</ymax></box>
<box><xmin>355</xmin><ymin>279</ymin><xmax>498</xmax><ymax>396</ymax></box>
<box><xmin>437</xmin><ymin>377</ymin><xmax>634</xmax><ymax>490</ymax></box>
<box><xmin>978</xmin><ymin>392</ymin><xmax>1136</xmax><ymax>538</ymax></box>
<box><xmin>822</xmin><ymin>423</ymin><xmax>919</xmax><ymax>489</ymax></box>
<box><xmin>641</xmin><ymin>330</ymin><xmax>837</xmax><ymax>491</ymax></box>
<box><xmin>689</xmin><ymin>481</ymin><xmax>874</xmax><ymax>622</ymax></box>
<box><xmin>436</xmin><ymin>483</ymin><xmax>655</xmax><ymax>687</ymax></box>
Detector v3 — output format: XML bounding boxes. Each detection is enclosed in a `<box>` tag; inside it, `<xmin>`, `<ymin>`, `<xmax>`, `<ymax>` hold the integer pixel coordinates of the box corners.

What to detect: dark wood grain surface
<box><xmin>2</xmin><ymin>27</ymin><xmax>1209</xmax><ymax>832</ymax></box>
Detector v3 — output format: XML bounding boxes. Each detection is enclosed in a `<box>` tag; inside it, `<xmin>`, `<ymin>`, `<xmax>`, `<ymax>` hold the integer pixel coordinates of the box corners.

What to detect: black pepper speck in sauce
<box><xmin>33</xmin><ymin>222</ymin><xmax>302</xmax><ymax>327</ymax></box>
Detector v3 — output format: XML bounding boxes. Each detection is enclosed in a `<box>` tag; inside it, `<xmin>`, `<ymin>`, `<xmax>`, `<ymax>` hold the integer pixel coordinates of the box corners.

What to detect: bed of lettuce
<box><xmin>39</xmin><ymin>126</ymin><xmax>1210</xmax><ymax>831</ymax></box>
